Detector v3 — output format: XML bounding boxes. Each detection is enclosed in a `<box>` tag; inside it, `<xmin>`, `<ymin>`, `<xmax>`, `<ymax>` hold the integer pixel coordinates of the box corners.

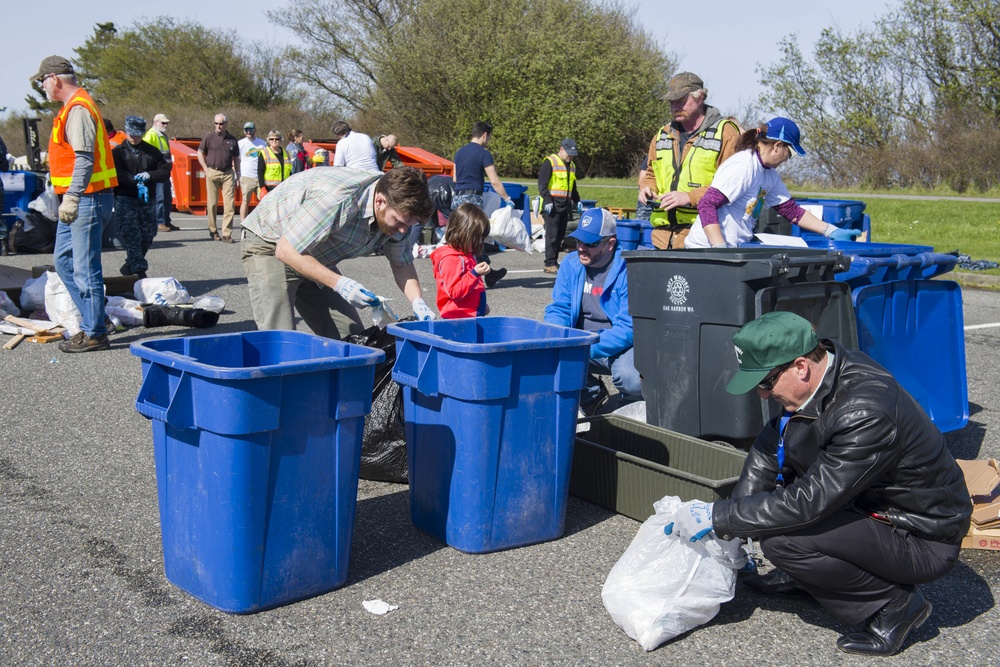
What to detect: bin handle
<box><xmin>777</xmin><ymin>251</ymin><xmax>850</xmax><ymax>273</ymax></box>
<box><xmin>134</xmin><ymin>364</ymin><xmax>194</xmax><ymax>428</ymax></box>
<box><xmin>392</xmin><ymin>346</ymin><xmax>441</xmax><ymax>397</ymax></box>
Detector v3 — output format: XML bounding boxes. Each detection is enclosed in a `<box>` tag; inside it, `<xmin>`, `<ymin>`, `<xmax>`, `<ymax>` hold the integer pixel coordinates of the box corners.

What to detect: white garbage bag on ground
<box><xmin>488</xmin><ymin>206</ymin><xmax>532</xmax><ymax>253</ymax></box>
<box><xmin>601</xmin><ymin>495</ymin><xmax>746</xmax><ymax>651</ymax></box>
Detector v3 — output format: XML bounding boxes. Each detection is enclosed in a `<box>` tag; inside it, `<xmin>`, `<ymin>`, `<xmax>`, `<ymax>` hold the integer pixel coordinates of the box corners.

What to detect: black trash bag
<box><xmin>9</xmin><ymin>210</ymin><xmax>57</xmax><ymax>254</ymax></box>
<box><xmin>346</xmin><ymin>321</ymin><xmax>411</xmax><ymax>484</ymax></box>
<box><xmin>427</xmin><ymin>174</ymin><xmax>454</xmax><ymax>215</ymax></box>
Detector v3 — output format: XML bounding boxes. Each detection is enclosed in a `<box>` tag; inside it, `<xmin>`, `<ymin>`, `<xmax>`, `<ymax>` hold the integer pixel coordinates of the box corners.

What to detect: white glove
<box><xmin>134</xmin><ymin>172</ymin><xmax>150</xmax><ymax>182</ymax></box>
<box><xmin>58</xmin><ymin>193</ymin><xmax>80</xmax><ymax>223</ymax></box>
<box><xmin>543</xmin><ymin>202</ymin><xmax>553</xmax><ymax>215</ymax></box>
<box><xmin>335</xmin><ymin>277</ymin><xmax>379</xmax><ymax>308</ymax></box>
<box><xmin>411</xmin><ymin>297</ymin><xmax>436</xmax><ymax>321</ymax></box>
<box><xmin>663</xmin><ymin>501</ymin><xmax>714</xmax><ymax>542</ymax></box>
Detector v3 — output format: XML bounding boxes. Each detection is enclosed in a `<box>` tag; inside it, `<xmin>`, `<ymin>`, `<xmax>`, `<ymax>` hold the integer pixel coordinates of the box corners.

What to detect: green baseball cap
<box><xmin>725</xmin><ymin>312</ymin><xmax>819</xmax><ymax>395</ymax></box>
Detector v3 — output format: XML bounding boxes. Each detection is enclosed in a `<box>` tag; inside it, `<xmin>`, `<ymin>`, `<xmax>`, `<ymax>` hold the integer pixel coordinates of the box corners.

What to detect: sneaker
<box><xmin>578</xmin><ymin>380</ymin><xmax>610</xmax><ymax>418</ymax></box>
<box><xmin>543</xmin><ymin>265</ymin><xmax>559</xmax><ymax>274</ymax></box>
<box><xmin>157</xmin><ymin>224</ymin><xmax>172</xmax><ymax>232</ymax></box>
<box><xmin>59</xmin><ymin>331</ymin><xmax>111</xmax><ymax>353</ymax></box>
<box><xmin>219</xmin><ymin>235</ymin><xmax>235</xmax><ymax>244</ymax></box>
<box><xmin>484</xmin><ymin>267</ymin><xmax>507</xmax><ymax>288</ymax></box>
<box><xmin>166</xmin><ymin>222</ymin><xmax>180</xmax><ymax>231</ymax></box>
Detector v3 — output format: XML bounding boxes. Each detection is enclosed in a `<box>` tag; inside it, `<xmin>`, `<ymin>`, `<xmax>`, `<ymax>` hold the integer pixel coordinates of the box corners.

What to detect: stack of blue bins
<box><xmin>743</xmin><ymin>233</ymin><xmax>967</xmax><ymax>432</ymax></box>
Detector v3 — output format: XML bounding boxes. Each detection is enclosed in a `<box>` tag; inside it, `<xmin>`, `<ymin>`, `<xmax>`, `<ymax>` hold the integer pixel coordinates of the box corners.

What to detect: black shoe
<box><xmin>579</xmin><ymin>379</ymin><xmax>610</xmax><ymax>417</ymax></box>
<box><xmin>59</xmin><ymin>331</ymin><xmax>111</xmax><ymax>353</ymax></box>
<box><xmin>743</xmin><ymin>569</ymin><xmax>814</xmax><ymax>600</ymax></box>
<box><xmin>484</xmin><ymin>267</ymin><xmax>507</xmax><ymax>288</ymax></box>
<box><xmin>836</xmin><ymin>588</ymin><xmax>932</xmax><ymax>656</ymax></box>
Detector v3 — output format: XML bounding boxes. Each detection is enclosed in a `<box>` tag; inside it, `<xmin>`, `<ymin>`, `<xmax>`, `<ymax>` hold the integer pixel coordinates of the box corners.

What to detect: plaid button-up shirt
<box><xmin>242</xmin><ymin>167</ymin><xmax>413</xmax><ymax>267</ymax></box>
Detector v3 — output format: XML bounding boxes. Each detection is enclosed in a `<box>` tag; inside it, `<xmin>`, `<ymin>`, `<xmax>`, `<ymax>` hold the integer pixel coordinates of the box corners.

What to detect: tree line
<box><xmin>5</xmin><ymin>0</ymin><xmax>998</xmax><ymax>191</ymax></box>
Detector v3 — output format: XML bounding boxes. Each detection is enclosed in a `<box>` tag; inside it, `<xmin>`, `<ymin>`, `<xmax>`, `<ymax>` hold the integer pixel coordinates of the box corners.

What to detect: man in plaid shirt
<box><xmin>241</xmin><ymin>166</ymin><xmax>437</xmax><ymax>337</ymax></box>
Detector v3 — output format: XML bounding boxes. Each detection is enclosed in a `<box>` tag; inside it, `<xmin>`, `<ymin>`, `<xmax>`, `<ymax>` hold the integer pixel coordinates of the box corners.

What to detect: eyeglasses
<box><xmin>577</xmin><ymin>237</ymin><xmax>608</xmax><ymax>249</ymax></box>
<box><xmin>268</xmin><ymin>137</ymin><xmax>281</xmax><ymax>141</ymax></box>
<box><xmin>757</xmin><ymin>361</ymin><xmax>793</xmax><ymax>391</ymax></box>
<box><xmin>36</xmin><ymin>73</ymin><xmax>54</xmax><ymax>84</ymax></box>
<box><xmin>215</xmin><ymin>122</ymin><xmax>228</xmax><ymax>126</ymax></box>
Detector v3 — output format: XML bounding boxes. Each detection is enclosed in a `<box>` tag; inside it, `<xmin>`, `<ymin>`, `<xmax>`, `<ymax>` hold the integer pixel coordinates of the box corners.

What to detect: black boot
<box><xmin>143</xmin><ymin>305</ymin><xmax>220</xmax><ymax>329</ymax></box>
<box><xmin>836</xmin><ymin>587</ymin><xmax>932</xmax><ymax>656</ymax></box>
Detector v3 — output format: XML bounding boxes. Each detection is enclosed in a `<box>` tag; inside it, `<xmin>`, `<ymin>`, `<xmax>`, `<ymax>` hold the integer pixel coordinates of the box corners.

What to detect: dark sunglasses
<box><xmin>577</xmin><ymin>237</ymin><xmax>608</xmax><ymax>249</ymax></box>
<box><xmin>757</xmin><ymin>361</ymin><xmax>793</xmax><ymax>391</ymax></box>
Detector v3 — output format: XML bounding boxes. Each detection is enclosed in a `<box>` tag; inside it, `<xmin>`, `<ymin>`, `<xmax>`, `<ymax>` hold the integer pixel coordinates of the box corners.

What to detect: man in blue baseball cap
<box><xmin>662</xmin><ymin>311</ymin><xmax>972</xmax><ymax>657</ymax></box>
<box><xmin>544</xmin><ymin>208</ymin><xmax>642</xmax><ymax>414</ymax></box>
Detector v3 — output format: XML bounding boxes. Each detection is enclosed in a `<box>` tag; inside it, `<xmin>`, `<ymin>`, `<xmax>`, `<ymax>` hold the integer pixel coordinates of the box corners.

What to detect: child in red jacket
<box><xmin>431</xmin><ymin>204</ymin><xmax>491</xmax><ymax>319</ymax></box>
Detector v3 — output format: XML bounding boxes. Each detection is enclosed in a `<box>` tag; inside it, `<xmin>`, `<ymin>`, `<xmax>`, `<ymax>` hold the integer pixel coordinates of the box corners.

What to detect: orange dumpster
<box><xmin>170</xmin><ymin>138</ymin><xmax>259</xmax><ymax>215</ymax></box>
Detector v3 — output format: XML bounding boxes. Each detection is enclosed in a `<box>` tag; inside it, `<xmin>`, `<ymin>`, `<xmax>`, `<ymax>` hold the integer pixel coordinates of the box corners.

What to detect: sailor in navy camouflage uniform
<box><xmin>111</xmin><ymin>116</ymin><xmax>171</xmax><ymax>278</ymax></box>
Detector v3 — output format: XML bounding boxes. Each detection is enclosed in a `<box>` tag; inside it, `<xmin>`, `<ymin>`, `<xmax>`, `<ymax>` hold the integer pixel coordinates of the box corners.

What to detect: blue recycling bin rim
<box><xmin>387</xmin><ymin>317</ymin><xmax>597</xmax><ymax>355</ymax></box>
<box><xmin>130</xmin><ymin>330</ymin><xmax>384</xmax><ymax>380</ymax></box>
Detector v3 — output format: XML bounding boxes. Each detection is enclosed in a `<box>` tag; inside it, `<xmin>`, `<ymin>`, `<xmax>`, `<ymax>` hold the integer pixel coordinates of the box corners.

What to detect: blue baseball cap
<box><xmin>569</xmin><ymin>208</ymin><xmax>617</xmax><ymax>245</ymax></box>
<box><xmin>765</xmin><ymin>117</ymin><xmax>806</xmax><ymax>156</ymax></box>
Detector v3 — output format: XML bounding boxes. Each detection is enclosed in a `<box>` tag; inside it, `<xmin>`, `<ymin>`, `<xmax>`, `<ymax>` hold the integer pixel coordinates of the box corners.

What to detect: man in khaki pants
<box><xmin>197</xmin><ymin>113</ymin><xmax>240</xmax><ymax>242</ymax></box>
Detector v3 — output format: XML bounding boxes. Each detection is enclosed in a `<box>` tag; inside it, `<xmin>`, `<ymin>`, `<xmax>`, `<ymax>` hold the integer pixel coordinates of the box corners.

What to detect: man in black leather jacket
<box><xmin>663</xmin><ymin>311</ymin><xmax>972</xmax><ymax>657</ymax></box>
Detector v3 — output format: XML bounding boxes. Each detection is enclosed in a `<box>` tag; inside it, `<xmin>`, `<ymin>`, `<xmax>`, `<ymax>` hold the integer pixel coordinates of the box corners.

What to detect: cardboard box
<box><xmin>957</xmin><ymin>459</ymin><xmax>1000</xmax><ymax>551</ymax></box>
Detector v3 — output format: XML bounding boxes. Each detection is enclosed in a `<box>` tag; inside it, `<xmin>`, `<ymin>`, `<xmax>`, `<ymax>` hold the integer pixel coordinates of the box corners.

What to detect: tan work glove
<box><xmin>58</xmin><ymin>193</ymin><xmax>80</xmax><ymax>223</ymax></box>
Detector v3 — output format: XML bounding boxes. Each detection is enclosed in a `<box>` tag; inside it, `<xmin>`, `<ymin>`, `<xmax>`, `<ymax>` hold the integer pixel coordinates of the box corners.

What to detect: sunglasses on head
<box><xmin>757</xmin><ymin>361</ymin><xmax>793</xmax><ymax>391</ymax></box>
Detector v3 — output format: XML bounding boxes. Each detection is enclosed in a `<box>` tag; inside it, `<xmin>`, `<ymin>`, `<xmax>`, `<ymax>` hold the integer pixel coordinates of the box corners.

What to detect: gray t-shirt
<box><xmin>578</xmin><ymin>261</ymin><xmax>612</xmax><ymax>332</ymax></box>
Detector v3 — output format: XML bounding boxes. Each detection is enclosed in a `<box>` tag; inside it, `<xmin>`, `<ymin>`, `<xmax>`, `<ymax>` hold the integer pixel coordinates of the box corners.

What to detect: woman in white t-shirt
<box><xmin>684</xmin><ymin>117</ymin><xmax>860</xmax><ymax>248</ymax></box>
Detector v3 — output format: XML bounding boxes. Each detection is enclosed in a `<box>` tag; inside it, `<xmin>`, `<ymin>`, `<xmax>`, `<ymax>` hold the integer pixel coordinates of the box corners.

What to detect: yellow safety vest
<box><xmin>142</xmin><ymin>129</ymin><xmax>170</xmax><ymax>155</ymax></box>
<box><xmin>48</xmin><ymin>89</ymin><xmax>117</xmax><ymax>194</ymax></box>
<box><xmin>545</xmin><ymin>154</ymin><xmax>576</xmax><ymax>199</ymax></box>
<box><xmin>650</xmin><ymin>117</ymin><xmax>737</xmax><ymax>226</ymax></box>
<box><xmin>261</xmin><ymin>146</ymin><xmax>291</xmax><ymax>188</ymax></box>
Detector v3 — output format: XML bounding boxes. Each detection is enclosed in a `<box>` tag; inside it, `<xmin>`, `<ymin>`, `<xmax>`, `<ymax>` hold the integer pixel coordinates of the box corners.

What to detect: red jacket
<box><xmin>431</xmin><ymin>245</ymin><xmax>486</xmax><ymax>319</ymax></box>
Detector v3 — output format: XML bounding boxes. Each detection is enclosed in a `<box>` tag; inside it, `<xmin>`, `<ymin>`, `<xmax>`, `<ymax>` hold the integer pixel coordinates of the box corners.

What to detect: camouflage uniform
<box><xmin>115</xmin><ymin>196</ymin><xmax>157</xmax><ymax>275</ymax></box>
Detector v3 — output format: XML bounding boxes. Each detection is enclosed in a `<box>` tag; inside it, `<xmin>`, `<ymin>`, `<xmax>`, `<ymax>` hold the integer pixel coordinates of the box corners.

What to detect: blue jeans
<box><xmin>54</xmin><ymin>191</ymin><xmax>113</xmax><ymax>336</ymax></box>
<box><xmin>154</xmin><ymin>180</ymin><xmax>172</xmax><ymax>228</ymax></box>
<box><xmin>587</xmin><ymin>346</ymin><xmax>642</xmax><ymax>403</ymax></box>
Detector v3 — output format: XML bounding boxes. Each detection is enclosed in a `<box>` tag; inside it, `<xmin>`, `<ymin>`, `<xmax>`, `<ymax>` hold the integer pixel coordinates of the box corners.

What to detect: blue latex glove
<box><xmin>335</xmin><ymin>277</ymin><xmax>379</xmax><ymax>308</ymax></box>
<box><xmin>823</xmin><ymin>224</ymin><xmax>861</xmax><ymax>242</ymax></box>
<box><xmin>543</xmin><ymin>202</ymin><xmax>553</xmax><ymax>215</ymax></box>
<box><xmin>663</xmin><ymin>501</ymin><xmax>714</xmax><ymax>542</ymax></box>
<box><xmin>134</xmin><ymin>172</ymin><xmax>150</xmax><ymax>182</ymax></box>
<box><xmin>136</xmin><ymin>181</ymin><xmax>150</xmax><ymax>203</ymax></box>
<box><xmin>576</xmin><ymin>201</ymin><xmax>584</xmax><ymax>213</ymax></box>
<box><xmin>503</xmin><ymin>198</ymin><xmax>515</xmax><ymax>208</ymax></box>
<box><xmin>411</xmin><ymin>297</ymin><xmax>436</xmax><ymax>321</ymax></box>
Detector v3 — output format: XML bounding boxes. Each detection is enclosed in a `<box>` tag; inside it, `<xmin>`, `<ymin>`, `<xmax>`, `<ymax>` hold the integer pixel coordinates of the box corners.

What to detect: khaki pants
<box><xmin>205</xmin><ymin>167</ymin><xmax>235</xmax><ymax>237</ymax></box>
<box><xmin>651</xmin><ymin>224</ymin><xmax>692</xmax><ymax>250</ymax></box>
<box><xmin>240</xmin><ymin>228</ymin><xmax>364</xmax><ymax>339</ymax></box>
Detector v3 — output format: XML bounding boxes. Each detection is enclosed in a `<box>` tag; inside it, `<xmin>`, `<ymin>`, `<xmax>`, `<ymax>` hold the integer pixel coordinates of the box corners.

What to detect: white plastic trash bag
<box><xmin>134</xmin><ymin>277</ymin><xmax>191</xmax><ymax>306</ymax></box>
<box><xmin>601</xmin><ymin>495</ymin><xmax>746</xmax><ymax>651</ymax></box>
<box><xmin>28</xmin><ymin>176</ymin><xmax>59</xmax><ymax>222</ymax></box>
<box><xmin>192</xmin><ymin>295</ymin><xmax>226</xmax><ymax>313</ymax></box>
<box><xmin>488</xmin><ymin>207</ymin><xmax>532</xmax><ymax>253</ymax></box>
<box><xmin>43</xmin><ymin>271</ymin><xmax>84</xmax><ymax>336</ymax></box>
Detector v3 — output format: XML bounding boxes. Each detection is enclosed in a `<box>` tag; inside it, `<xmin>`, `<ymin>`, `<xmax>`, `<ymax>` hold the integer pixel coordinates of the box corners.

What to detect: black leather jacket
<box><xmin>714</xmin><ymin>340</ymin><xmax>972</xmax><ymax>545</ymax></box>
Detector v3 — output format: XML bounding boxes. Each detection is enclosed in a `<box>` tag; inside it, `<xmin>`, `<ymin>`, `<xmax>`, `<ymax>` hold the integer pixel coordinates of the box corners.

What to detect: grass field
<box><xmin>509</xmin><ymin>178</ymin><xmax>1000</xmax><ymax>273</ymax></box>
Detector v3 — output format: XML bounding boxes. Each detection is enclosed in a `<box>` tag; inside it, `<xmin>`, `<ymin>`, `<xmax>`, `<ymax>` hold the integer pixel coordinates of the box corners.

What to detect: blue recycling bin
<box><xmin>739</xmin><ymin>238</ymin><xmax>967</xmax><ymax>432</ymax></box>
<box><xmin>1</xmin><ymin>170</ymin><xmax>40</xmax><ymax>233</ymax></box>
<box><xmin>853</xmin><ymin>280</ymin><xmax>968</xmax><ymax>432</ymax></box>
<box><xmin>131</xmin><ymin>331</ymin><xmax>384</xmax><ymax>613</ymax></box>
<box><xmin>388</xmin><ymin>317</ymin><xmax>598</xmax><ymax>553</ymax></box>
<box><xmin>615</xmin><ymin>219</ymin><xmax>642</xmax><ymax>251</ymax></box>
<box><xmin>758</xmin><ymin>198</ymin><xmax>871</xmax><ymax>241</ymax></box>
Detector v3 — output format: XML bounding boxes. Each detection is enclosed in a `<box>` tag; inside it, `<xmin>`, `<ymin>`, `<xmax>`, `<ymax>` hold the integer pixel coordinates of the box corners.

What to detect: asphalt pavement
<box><xmin>1</xmin><ymin>213</ymin><xmax>998</xmax><ymax>666</ymax></box>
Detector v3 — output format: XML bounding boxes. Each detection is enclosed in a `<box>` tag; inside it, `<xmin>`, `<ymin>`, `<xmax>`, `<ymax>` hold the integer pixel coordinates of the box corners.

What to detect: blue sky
<box><xmin>5</xmin><ymin>0</ymin><xmax>891</xmax><ymax>118</ymax></box>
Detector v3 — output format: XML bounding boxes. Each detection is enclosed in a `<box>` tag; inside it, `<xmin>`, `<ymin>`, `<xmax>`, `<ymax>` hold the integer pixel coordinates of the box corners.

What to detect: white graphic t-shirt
<box><xmin>685</xmin><ymin>150</ymin><xmax>792</xmax><ymax>248</ymax></box>
<box><xmin>238</xmin><ymin>136</ymin><xmax>266</xmax><ymax>179</ymax></box>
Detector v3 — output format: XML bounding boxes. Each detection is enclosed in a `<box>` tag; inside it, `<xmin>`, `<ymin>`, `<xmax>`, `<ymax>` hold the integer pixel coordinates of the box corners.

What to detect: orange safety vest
<box><xmin>108</xmin><ymin>130</ymin><xmax>127</xmax><ymax>147</ymax></box>
<box><xmin>48</xmin><ymin>88</ymin><xmax>118</xmax><ymax>194</ymax></box>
